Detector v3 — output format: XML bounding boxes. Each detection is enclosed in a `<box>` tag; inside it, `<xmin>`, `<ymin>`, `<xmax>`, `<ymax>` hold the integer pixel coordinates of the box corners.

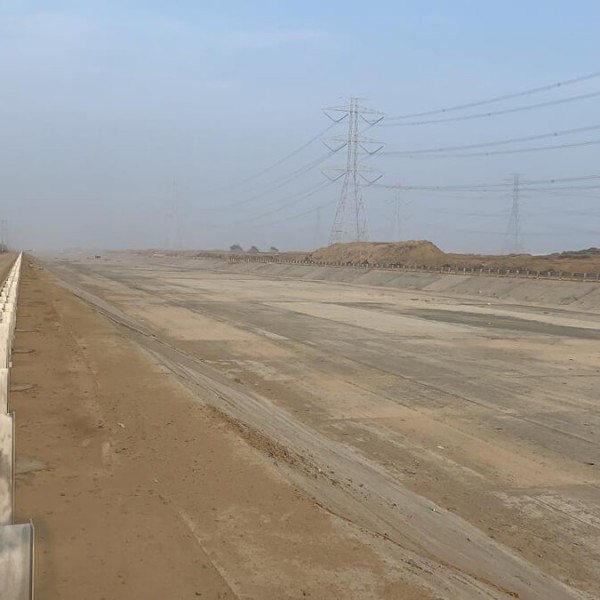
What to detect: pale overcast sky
<box><xmin>1</xmin><ymin>1</ymin><xmax>599</xmax><ymax>254</ymax></box>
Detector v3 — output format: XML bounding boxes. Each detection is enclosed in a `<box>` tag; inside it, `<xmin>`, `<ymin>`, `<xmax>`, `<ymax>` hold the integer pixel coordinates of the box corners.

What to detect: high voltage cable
<box><xmin>428</xmin><ymin>224</ymin><xmax>599</xmax><ymax>237</ymax></box>
<box><xmin>382</xmin><ymin>91</ymin><xmax>600</xmax><ymax>127</ymax></box>
<box><xmin>375</xmin><ymin>184</ymin><xmax>600</xmax><ymax>194</ymax></box>
<box><xmin>386</xmin><ymin>70</ymin><xmax>600</xmax><ymax>120</ymax></box>
<box><xmin>383</xmin><ymin>123</ymin><xmax>600</xmax><ymax>155</ymax></box>
<box><xmin>233</xmin><ymin>180</ymin><xmax>334</xmax><ymax>225</ymax></box>
<box><xmin>243</xmin><ymin>198</ymin><xmax>340</xmax><ymax>230</ymax></box>
<box><xmin>375</xmin><ymin>173</ymin><xmax>600</xmax><ymax>191</ymax></box>
<box><xmin>215</xmin><ymin>122</ymin><xmax>339</xmax><ymax>192</ymax></box>
<box><xmin>400</xmin><ymin>138</ymin><xmax>600</xmax><ymax>158</ymax></box>
<box><xmin>216</xmin><ymin>122</ymin><xmax>377</xmax><ymax>209</ymax></box>
<box><xmin>222</xmin><ymin>151</ymin><xmax>334</xmax><ymax>208</ymax></box>
<box><xmin>217</xmin><ymin>122</ymin><xmax>376</xmax><ymax>209</ymax></box>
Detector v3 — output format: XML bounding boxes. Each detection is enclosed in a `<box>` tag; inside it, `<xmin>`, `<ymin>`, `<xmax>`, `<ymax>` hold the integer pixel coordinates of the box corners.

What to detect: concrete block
<box><xmin>0</xmin><ymin>412</ymin><xmax>15</xmax><ymax>525</ymax></box>
<box><xmin>0</xmin><ymin>523</ymin><xmax>34</xmax><ymax>599</ymax></box>
<box><xmin>0</xmin><ymin>342</ymin><xmax>8</xmax><ymax>371</ymax></box>
<box><xmin>0</xmin><ymin>369</ymin><xmax>8</xmax><ymax>413</ymax></box>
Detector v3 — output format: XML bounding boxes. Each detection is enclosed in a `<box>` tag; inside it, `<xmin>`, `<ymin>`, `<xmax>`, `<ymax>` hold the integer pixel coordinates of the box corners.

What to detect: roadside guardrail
<box><xmin>0</xmin><ymin>253</ymin><xmax>35</xmax><ymax>600</ymax></box>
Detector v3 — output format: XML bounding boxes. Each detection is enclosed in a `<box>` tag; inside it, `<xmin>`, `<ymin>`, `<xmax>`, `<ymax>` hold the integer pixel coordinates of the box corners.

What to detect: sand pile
<box><xmin>311</xmin><ymin>241</ymin><xmax>446</xmax><ymax>266</ymax></box>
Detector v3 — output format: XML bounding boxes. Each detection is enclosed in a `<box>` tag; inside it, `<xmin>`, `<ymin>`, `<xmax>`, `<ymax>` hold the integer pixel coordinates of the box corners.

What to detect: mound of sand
<box><xmin>311</xmin><ymin>241</ymin><xmax>446</xmax><ymax>266</ymax></box>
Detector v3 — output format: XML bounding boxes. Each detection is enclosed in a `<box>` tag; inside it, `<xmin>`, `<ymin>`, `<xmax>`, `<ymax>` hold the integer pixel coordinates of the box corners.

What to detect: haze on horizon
<box><xmin>1</xmin><ymin>1</ymin><xmax>599</xmax><ymax>255</ymax></box>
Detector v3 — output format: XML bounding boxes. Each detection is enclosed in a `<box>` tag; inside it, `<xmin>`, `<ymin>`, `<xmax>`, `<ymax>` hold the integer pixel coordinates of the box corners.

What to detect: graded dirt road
<box><xmin>21</xmin><ymin>253</ymin><xmax>600</xmax><ymax>599</ymax></box>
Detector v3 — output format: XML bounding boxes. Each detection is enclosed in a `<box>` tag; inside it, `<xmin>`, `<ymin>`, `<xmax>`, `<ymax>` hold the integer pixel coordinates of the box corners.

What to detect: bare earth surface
<box><xmin>15</xmin><ymin>252</ymin><xmax>600</xmax><ymax>599</ymax></box>
<box><xmin>13</xmin><ymin>259</ymin><xmax>430</xmax><ymax>599</ymax></box>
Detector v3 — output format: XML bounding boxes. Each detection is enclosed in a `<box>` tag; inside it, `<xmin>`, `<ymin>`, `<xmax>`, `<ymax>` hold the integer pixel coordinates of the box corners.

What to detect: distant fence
<box><xmin>0</xmin><ymin>254</ymin><xmax>35</xmax><ymax>600</ymax></box>
<box><xmin>223</xmin><ymin>254</ymin><xmax>600</xmax><ymax>283</ymax></box>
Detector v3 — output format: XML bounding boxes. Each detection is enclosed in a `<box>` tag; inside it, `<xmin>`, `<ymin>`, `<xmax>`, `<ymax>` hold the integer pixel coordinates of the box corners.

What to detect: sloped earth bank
<box><xmin>311</xmin><ymin>242</ymin><xmax>446</xmax><ymax>266</ymax></box>
<box><xmin>35</xmin><ymin>252</ymin><xmax>600</xmax><ymax>599</ymax></box>
<box><xmin>217</xmin><ymin>258</ymin><xmax>600</xmax><ymax>312</ymax></box>
<box><xmin>12</xmin><ymin>261</ymin><xmax>434</xmax><ymax>599</ymax></box>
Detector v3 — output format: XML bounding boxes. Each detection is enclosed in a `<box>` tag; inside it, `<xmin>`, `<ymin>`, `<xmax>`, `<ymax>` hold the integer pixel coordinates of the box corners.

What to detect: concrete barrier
<box><xmin>0</xmin><ymin>522</ymin><xmax>34</xmax><ymax>600</ymax></box>
<box><xmin>0</xmin><ymin>255</ymin><xmax>33</xmax><ymax>598</ymax></box>
<box><xmin>0</xmin><ymin>369</ymin><xmax>8</xmax><ymax>413</ymax></box>
<box><xmin>0</xmin><ymin>412</ymin><xmax>14</xmax><ymax>525</ymax></box>
<box><xmin>0</xmin><ymin>324</ymin><xmax>9</xmax><ymax>369</ymax></box>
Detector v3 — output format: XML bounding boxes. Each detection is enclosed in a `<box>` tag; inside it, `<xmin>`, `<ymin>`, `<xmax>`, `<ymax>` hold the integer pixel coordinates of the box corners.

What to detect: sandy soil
<box><xmin>19</xmin><ymin>252</ymin><xmax>600</xmax><ymax>598</ymax></box>
<box><xmin>12</xmin><ymin>260</ymin><xmax>431</xmax><ymax>599</ymax></box>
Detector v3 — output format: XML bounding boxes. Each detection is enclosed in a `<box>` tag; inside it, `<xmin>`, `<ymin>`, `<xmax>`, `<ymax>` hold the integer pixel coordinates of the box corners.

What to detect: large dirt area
<box><xmin>13</xmin><ymin>252</ymin><xmax>600</xmax><ymax>599</ymax></box>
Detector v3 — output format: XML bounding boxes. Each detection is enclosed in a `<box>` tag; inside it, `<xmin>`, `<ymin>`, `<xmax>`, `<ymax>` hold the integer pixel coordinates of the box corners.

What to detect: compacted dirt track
<box><xmin>13</xmin><ymin>260</ymin><xmax>433</xmax><ymax>599</ymax></box>
<box><xmin>15</xmin><ymin>253</ymin><xmax>600</xmax><ymax>598</ymax></box>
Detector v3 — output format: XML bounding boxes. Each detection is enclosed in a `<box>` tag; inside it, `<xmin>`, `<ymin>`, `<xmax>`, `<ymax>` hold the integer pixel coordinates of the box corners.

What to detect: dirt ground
<box><xmin>27</xmin><ymin>251</ymin><xmax>600</xmax><ymax>599</ymax></box>
<box><xmin>12</xmin><ymin>260</ymin><xmax>433</xmax><ymax>599</ymax></box>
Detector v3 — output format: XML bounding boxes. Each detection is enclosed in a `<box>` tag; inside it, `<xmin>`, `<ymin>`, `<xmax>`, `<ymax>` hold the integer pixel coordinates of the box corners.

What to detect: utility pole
<box><xmin>504</xmin><ymin>173</ymin><xmax>522</xmax><ymax>253</ymax></box>
<box><xmin>0</xmin><ymin>220</ymin><xmax>6</xmax><ymax>252</ymax></box>
<box><xmin>166</xmin><ymin>178</ymin><xmax>182</xmax><ymax>250</ymax></box>
<box><xmin>312</xmin><ymin>207</ymin><xmax>322</xmax><ymax>250</ymax></box>
<box><xmin>322</xmin><ymin>98</ymin><xmax>384</xmax><ymax>245</ymax></box>
<box><xmin>391</xmin><ymin>185</ymin><xmax>406</xmax><ymax>241</ymax></box>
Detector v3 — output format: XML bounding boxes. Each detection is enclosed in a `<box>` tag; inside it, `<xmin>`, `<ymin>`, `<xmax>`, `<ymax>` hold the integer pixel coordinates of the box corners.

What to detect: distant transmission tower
<box><xmin>312</xmin><ymin>207</ymin><xmax>323</xmax><ymax>249</ymax></box>
<box><xmin>391</xmin><ymin>185</ymin><xmax>406</xmax><ymax>240</ymax></box>
<box><xmin>0</xmin><ymin>220</ymin><xmax>7</xmax><ymax>251</ymax></box>
<box><xmin>166</xmin><ymin>178</ymin><xmax>182</xmax><ymax>250</ymax></box>
<box><xmin>323</xmin><ymin>98</ymin><xmax>384</xmax><ymax>244</ymax></box>
<box><xmin>504</xmin><ymin>173</ymin><xmax>522</xmax><ymax>253</ymax></box>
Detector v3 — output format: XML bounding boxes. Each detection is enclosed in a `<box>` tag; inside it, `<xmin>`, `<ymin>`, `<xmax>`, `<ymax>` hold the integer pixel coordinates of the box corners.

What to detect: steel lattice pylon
<box><xmin>322</xmin><ymin>98</ymin><xmax>384</xmax><ymax>244</ymax></box>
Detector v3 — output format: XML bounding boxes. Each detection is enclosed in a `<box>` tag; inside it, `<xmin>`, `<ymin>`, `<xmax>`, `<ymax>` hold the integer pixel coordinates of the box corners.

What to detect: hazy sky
<box><xmin>1</xmin><ymin>1</ymin><xmax>599</xmax><ymax>254</ymax></box>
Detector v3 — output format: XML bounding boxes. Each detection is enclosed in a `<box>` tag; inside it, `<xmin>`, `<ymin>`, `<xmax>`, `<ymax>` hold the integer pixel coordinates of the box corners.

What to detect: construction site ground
<box><xmin>12</xmin><ymin>252</ymin><xmax>600</xmax><ymax>599</ymax></box>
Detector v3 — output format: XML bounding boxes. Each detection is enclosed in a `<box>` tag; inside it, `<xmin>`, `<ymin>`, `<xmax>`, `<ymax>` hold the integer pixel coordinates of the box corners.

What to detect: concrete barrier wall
<box><xmin>0</xmin><ymin>412</ymin><xmax>14</xmax><ymax>525</ymax></box>
<box><xmin>0</xmin><ymin>522</ymin><xmax>34</xmax><ymax>600</ymax></box>
<box><xmin>0</xmin><ymin>369</ymin><xmax>8</xmax><ymax>414</ymax></box>
<box><xmin>0</xmin><ymin>254</ymin><xmax>35</xmax><ymax>599</ymax></box>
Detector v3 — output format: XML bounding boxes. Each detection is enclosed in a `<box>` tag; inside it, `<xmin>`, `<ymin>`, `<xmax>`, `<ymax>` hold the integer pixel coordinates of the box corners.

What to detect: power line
<box><xmin>220</xmin><ymin>151</ymin><xmax>334</xmax><ymax>208</ymax></box>
<box><xmin>399</xmin><ymin>138</ymin><xmax>600</xmax><ymax>159</ymax></box>
<box><xmin>383</xmin><ymin>123</ymin><xmax>600</xmax><ymax>155</ymax></box>
<box><xmin>233</xmin><ymin>179</ymin><xmax>334</xmax><ymax>225</ymax></box>
<box><xmin>375</xmin><ymin>173</ymin><xmax>600</xmax><ymax>191</ymax></box>
<box><xmin>215</xmin><ymin>121</ymin><xmax>339</xmax><ymax>193</ymax></box>
<box><xmin>428</xmin><ymin>224</ymin><xmax>599</xmax><ymax>237</ymax></box>
<box><xmin>386</xmin><ymin>70</ymin><xmax>600</xmax><ymax>120</ymax></box>
<box><xmin>251</xmin><ymin>198</ymin><xmax>340</xmax><ymax>230</ymax></box>
<box><xmin>382</xmin><ymin>91</ymin><xmax>600</xmax><ymax>127</ymax></box>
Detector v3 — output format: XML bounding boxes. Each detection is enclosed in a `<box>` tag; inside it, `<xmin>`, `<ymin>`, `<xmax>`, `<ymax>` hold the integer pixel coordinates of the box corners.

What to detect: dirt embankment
<box><xmin>309</xmin><ymin>242</ymin><xmax>600</xmax><ymax>273</ymax></box>
<box><xmin>133</xmin><ymin>243</ymin><xmax>600</xmax><ymax>273</ymax></box>
<box><xmin>311</xmin><ymin>241</ymin><xmax>445</xmax><ymax>266</ymax></box>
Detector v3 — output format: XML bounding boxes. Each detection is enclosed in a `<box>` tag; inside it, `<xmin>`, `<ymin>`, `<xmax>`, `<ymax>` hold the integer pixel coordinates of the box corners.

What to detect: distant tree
<box><xmin>248</xmin><ymin>245</ymin><xmax>260</xmax><ymax>253</ymax></box>
<box><xmin>230</xmin><ymin>244</ymin><xmax>243</xmax><ymax>252</ymax></box>
<box><xmin>269</xmin><ymin>246</ymin><xmax>279</xmax><ymax>253</ymax></box>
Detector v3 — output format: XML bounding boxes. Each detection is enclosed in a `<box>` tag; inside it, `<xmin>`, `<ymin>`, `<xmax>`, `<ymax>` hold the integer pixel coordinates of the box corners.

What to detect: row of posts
<box><xmin>0</xmin><ymin>254</ymin><xmax>34</xmax><ymax>600</ymax></box>
<box><xmin>225</xmin><ymin>255</ymin><xmax>600</xmax><ymax>282</ymax></box>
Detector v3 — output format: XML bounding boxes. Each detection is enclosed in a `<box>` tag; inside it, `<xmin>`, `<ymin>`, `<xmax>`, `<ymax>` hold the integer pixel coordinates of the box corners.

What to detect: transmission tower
<box><xmin>312</xmin><ymin>207</ymin><xmax>323</xmax><ymax>250</ymax></box>
<box><xmin>166</xmin><ymin>178</ymin><xmax>182</xmax><ymax>250</ymax></box>
<box><xmin>323</xmin><ymin>98</ymin><xmax>384</xmax><ymax>244</ymax></box>
<box><xmin>391</xmin><ymin>185</ymin><xmax>408</xmax><ymax>240</ymax></box>
<box><xmin>0</xmin><ymin>220</ymin><xmax>7</xmax><ymax>251</ymax></box>
<box><xmin>504</xmin><ymin>173</ymin><xmax>522</xmax><ymax>253</ymax></box>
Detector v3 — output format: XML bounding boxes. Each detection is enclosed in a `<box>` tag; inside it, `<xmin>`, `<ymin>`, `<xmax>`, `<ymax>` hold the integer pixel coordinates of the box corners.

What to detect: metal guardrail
<box><xmin>0</xmin><ymin>254</ymin><xmax>35</xmax><ymax>600</ymax></box>
<box><xmin>223</xmin><ymin>255</ymin><xmax>600</xmax><ymax>283</ymax></box>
